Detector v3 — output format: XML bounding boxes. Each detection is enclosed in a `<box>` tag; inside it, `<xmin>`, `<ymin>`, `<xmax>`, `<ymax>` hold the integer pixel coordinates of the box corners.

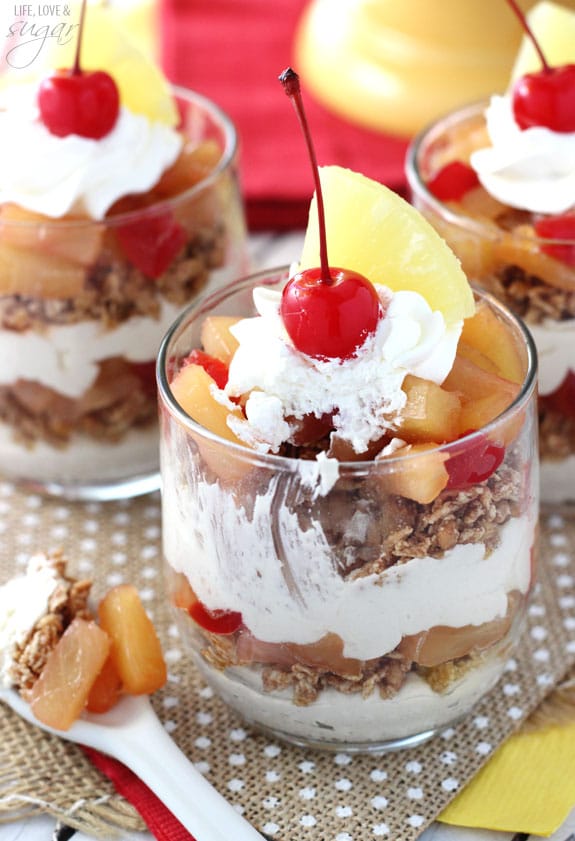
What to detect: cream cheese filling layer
<box><xmin>0</xmin><ymin>300</ymin><xmax>183</xmax><ymax>398</ymax></box>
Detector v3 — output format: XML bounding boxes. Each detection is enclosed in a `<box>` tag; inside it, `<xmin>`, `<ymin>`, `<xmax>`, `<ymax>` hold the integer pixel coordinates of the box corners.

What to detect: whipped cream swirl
<box><xmin>0</xmin><ymin>85</ymin><xmax>182</xmax><ymax>220</ymax></box>
<box><xmin>470</xmin><ymin>95</ymin><xmax>575</xmax><ymax>215</ymax></box>
<box><xmin>220</xmin><ymin>285</ymin><xmax>462</xmax><ymax>454</ymax></box>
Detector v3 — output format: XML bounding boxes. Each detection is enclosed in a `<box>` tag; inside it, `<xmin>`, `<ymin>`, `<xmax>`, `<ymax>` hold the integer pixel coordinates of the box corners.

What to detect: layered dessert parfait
<box><xmin>0</xmin><ymin>550</ymin><xmax>166</xmax><ymax>730</ymax></box>
<box><xmin>0</xmin><ymin>2</ymin><xmax>246</xmax><ymax>498</ymax></box>
<box><xmin>406</xmin><ymin>0</ymin><xmax>575</xmax><ymax>502</ymax></box>
<box><xmin>159</xmin><ymin>157</ymin><xmax>538</xmax><ymax>751</ymax></box>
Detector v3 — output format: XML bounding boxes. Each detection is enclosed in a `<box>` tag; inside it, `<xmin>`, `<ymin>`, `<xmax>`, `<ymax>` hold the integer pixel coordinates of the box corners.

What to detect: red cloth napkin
<box><xmin>158</xmin><ymin>0</ymin><xmax>410</xmax><ymax>231</ymax></box>
<box><xmin>83</xmin><ymin>747</ymin><xmax>195</xmax><ymax>841</ymax></box>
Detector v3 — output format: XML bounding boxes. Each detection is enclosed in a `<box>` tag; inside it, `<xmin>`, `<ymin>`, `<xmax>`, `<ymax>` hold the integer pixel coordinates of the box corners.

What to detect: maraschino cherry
<box><xmin>506</xmin><ymin>0</ymin><xmax>575</xmax><ymax>133</ymax></box>
<box><xmin>38</xmin><ymin>0</ymin><xmax>120</xmax><ymax>139</ymax></box>
<box><xmin>278</xmin><ymin>68</ymin><xmax>381</xmax><ymax>360</ymax></box>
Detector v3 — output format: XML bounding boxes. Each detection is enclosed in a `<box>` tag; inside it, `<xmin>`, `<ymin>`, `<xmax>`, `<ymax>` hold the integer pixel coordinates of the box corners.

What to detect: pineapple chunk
<box><xmin>457</xmin><ymin>341</ymin><xmax>500</xmax><ymax>374</ymax></box>
<box><xmin>399</xmin><ymin>375</ymin><xmax>461</xmax><ymax>443</ymax></box>
<box><xmin>443</xmin><ymin>356</ymin><xmax>521</xmax><ymax>436</ymax></box>
<box><xmin>170</xmin><ymin>362</ymin><xmax>254</xmax><ymax>483</ymax></box>
<box><xmin>494</xmin><ymin>229</ymin><xmax>575</xmax><ymax>292</ymax></box>
<box><xmin>380</xmin><ymin>442</ymin><xmax>449</xmax><ymax>504</ymax></box>
<box><xmin>399</xmin><ymin>605</ymin><xmax>515</xmax><ymax>667</ymax></box>
<box><xmin>155</xmin><ymin>141</ymin><xmax>223</xmax><ymax>198</ymax></box>
<box><xmin>459</xmin><ymin>392</ymin><xmax>519</xmax><ymax>435</ymax></box>
<box><xmin>98</xmin><ymin>585</ymin><xmax>167</xmax><ymax>695</ymax></box>
<box><xmin>443</xmin><ymin>356</ymin><xmax>519</xmax><ymax>404</ymax></box>
<box><xmin>299</xmin><ymin>166</ymin><xmax>474</xmax><ymax>325</ymax></box>
<box><xmin>0</xmin><ymin>242</ymin><xmax>86</xmax><ymax>297</ymax></box>
<box><xmin>200</xmin><ymin>315</ymin><xmax>241</xmax><ymax>365</ymax></box>
<box><xmin>460</xmin><ymin>299</ymin><xmax>525</xmax><ymax>384</ymax></box>
<box><xmin>170</xmin><ymin>362</ymin><xmax>245</xmax><ymax>444</ymax></box>
<box><xmin>29</xmin><ymin>619</ymin><xmax>110</xmax><ymax>731</ymax></box>
<box><xmin>0</xmin><ymin>205</ymin><xmax>104</xmax><ymax>268</ymax></box>
<box><xmin>86</xmin><ymin>657</ymin><xmax>123</xmax><ymax>714</ymax></box>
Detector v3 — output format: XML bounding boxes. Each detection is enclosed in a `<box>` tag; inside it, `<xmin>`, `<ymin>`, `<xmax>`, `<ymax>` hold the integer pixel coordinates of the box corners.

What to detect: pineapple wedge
<box><xmin>299</xmin><ymin>166</ymin><xmax>474</xmax><ymax>326</ymax></box>
<box><xmin>0</xmin><ymin>3</ymin><xmax>177</xmax><ymax>127</ymax></box>
<box><xmin>511</xmin><ymin>1</ymin><xmax>575</xmax><ymax>82</ymax></box>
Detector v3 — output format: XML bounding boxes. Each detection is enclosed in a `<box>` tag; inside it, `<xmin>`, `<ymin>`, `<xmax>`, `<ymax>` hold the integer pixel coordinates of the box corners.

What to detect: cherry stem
<box><xmin>505</xmin><ymin>0</ymin><xmax>551</xmax><ymax>73</ymax></box>
<box><xmin>71</xmin><ymin>0</ymin><xmax>88</xmax><ymax>76</ymax></box>
<box><xmin>279</xmin><ymin>67</ymin><xmax>331</xmax><ymax>285</ymax></box>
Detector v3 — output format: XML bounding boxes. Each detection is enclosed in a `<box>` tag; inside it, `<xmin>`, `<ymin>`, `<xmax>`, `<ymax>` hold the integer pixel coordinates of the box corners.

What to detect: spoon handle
<box><xmin>106</xmin><ymin>701</ymin><xmax>263</xmax><ymax>841</ymax></box>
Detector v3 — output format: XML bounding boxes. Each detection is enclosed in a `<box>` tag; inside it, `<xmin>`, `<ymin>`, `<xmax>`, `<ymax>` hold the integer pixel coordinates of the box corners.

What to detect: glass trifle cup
<box><xmin>406</xmin><ymin>101</ymin><xmax>575</xmax><ymax>504</ymax></box>
<box><xmin>158</xmin><ymin>265</ymin><xmax>538</xmax><ymax>753</ymax></box>
<box><xmin>0</xmin><ymin>86</ymin><xmax>247</xmax><ymax>500</ymax></box>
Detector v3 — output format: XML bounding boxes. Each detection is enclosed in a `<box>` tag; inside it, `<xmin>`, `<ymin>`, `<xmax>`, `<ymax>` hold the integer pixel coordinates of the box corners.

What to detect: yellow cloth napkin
<box><xmin>439</xmin><ymin>722</ymin><xmax>575</xmax><ymax>836</ymax></box>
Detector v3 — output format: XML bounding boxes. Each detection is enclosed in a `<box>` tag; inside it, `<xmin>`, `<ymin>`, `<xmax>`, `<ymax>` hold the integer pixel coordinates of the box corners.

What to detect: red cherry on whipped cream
<box><xmin>506</xmin><ymin>0</ymin><xmax>575</xmax><ymax>133</ymax></box>
<box><xmin>38</xmin><ymin>0</ymin><xmax>120</xmax><ymax>139</ymax></box>
<box><xmin>278</xmin><ymin>68</ymin><xmax>381</xmax><ymax>360</ymax></box>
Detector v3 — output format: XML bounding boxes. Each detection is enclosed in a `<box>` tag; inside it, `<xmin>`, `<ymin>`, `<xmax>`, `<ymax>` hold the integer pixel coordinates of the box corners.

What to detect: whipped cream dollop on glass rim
<box><xmin>470</xmin><ymin>94</ymin><xmax>575</xmax><ymax>216</ymax></box>
<box><xmin>0</xmin><ymin>82</ymin><xmax>183</xmax><ymax>221</ymax></box>
<box><xmin>214</xmin><ymin>281</ymin><xmax>463</xmax><ymax>455</ymax></box>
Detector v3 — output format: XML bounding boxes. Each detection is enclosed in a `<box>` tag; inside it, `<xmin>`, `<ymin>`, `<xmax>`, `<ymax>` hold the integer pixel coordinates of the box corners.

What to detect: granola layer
<box><xmin>0</xmin><ymin>223</ymin><xmax>225</xmax><ymax>332</ymax></box>
<box><xmin>9</xmin><ymin>550</ymin><xmax>92</xmax><ymax>694</ymax></box>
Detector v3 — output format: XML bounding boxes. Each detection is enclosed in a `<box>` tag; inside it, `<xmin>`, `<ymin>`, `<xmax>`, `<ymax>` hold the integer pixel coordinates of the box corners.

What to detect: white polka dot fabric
<box><xmin>0</xmin><ymin>486</ymin><xmax>574</xmax><ymax>841</ymax></box>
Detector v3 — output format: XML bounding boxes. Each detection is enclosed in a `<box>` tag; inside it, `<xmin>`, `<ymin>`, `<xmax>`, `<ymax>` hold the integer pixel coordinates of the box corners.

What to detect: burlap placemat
<box><xmin>1</xmin><ymin>481</ymin><xmax>574</xmax><ymax>841</ymax></box>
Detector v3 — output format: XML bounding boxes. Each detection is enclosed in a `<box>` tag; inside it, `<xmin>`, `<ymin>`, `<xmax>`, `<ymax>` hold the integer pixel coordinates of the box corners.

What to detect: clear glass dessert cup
<box><xmin>158</xmin><ymin>266</ymin><xmax>538</xmax><ymax>753</ymax></box>
<box><xmin>406</xmin><ymin>101</ymin><xmax>575</xmax><ymax>504</ymax></box>
<box><xmin>0</xmin><ymin>86</ymin><xmax>247</xmax><ymax>501</ymax></box>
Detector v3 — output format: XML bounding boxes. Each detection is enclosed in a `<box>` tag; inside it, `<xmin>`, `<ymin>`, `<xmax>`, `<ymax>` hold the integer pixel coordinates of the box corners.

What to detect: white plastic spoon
<box><xmin>0</xmin><ymin>688</ymin><xmax>264</xmax><ymax>841</ymax></box>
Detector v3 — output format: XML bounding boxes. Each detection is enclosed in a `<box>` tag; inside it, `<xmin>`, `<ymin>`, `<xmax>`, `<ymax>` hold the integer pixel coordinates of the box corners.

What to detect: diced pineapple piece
<box><xmin>380</xmin><ymin>442</ymin><xmax>449</xmax><ymax>504</ymax></box>
<box><xmin>443</xmin><ymin>355</ymin><xmax>521</xmax><ymax>438</ymax></box>
<box><xmin>236</xmin><ymin>630</ymin><xmax>365</xmax><ymax>678</ymax></box>
<box><xmin>459</xmin><ymin>391</ymin><xmax>519</xmax><ymax>434</ymax></box>
<box><xmin>86</xmin><ymin>657</ymin><xmax>123</xmax><ymax>714</ymax></box>
<box><xmin>398</xmin><ymin>375</ymin><xmax>461</xmax><ymax>443</ymax></box>
<box><xmin>443</xmin><ymin>356</ymin><xmax>519</xmax><ymax>404</ymax></box>
<box><xmin>288</xmin><ymin>633</ymin><xmax>364</xmax><ymax>678</ymax></box>
<box><xmin>399</xmin><ymin>598</ymin><xmax>516</xmax><ymax>667</ymax></box>
<box><xmin>456</xmin><ymin>341</ymin><xmax>500</xmax><ymax>374</ymax></box>
<box><xmin>456</xmin><ymin>186</ymin><xmax>508</xmax><ymax>221</ymax></box>
<box><xmin>299</xmin><ymin>166</ymin><xmax>475</xmax><ymax>325</ymax></box>
<box><xmin>494</xmin><ymin>228</ymin><xmax>575</xmax><ymax>292</ymax></box>
<box><xmin>29</xmin><ymin>619</ymin><xmax>110</xmax><ymax>731</ymax></box>
<box><xmin>200</xmin><ymin>315</ymin><xmax>241</xmax><ymax>365</ymax></box>
<box><xmin>170</xmin><ymin>362</ymin><xmax>245</xmax><ymax>444</ymax></box>
<box><xmin>154</xmin><ymin>141</ymin><xmax>223</xmax><ymax>198</ymax></box>
<box><xmin>0</xmin><ymin>204</ymin><xmax>104</xmax><ymax>267</ymax></box>
<box><xmin>98</xmin><ymin>585</ymin><xmax>167</xmax><ymax>695</ymax></box>
<box><xmin>0</xmin><ymin>242</ymin><xmax>86</xmax><ymax>297</ymax></box>
<box><xmin>460</xmin><ymin>299</ymin><xmax>525</xmax><ymax>384</ymax></box>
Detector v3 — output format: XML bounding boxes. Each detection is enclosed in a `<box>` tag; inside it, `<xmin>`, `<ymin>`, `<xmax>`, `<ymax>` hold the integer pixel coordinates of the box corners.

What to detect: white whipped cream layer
<box><xmin>0</xmin><ymin>85</ymin><xmax>182</xmax><ymax>220</ymax></box>
<box><xmin>221</xmin><ymin>285</ymin><xmax>462</xmax><ymax>454</ymax></box>
<box><xmin>470</xmin><ymin>95</ymin><xmax>575</xmax><ymax>215</ymax></box>
<box><xmin>0</xmin><ymin>554</ymin><xmax>60</xmax><ymax>688</ymax></box>
<box><xmin>163</xmin><ymin>461</ymin><xmax>533</xmax><ymax>661</ymax></box>
<box><xmin>0</xmin><ymin>300</ymin><xmax>183</xmax><ymax>398</ymax></box>
<box><xmin>529</xmin><ymin>318</ymin><xmax>575</xmax><ymax>396</ymax></box>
